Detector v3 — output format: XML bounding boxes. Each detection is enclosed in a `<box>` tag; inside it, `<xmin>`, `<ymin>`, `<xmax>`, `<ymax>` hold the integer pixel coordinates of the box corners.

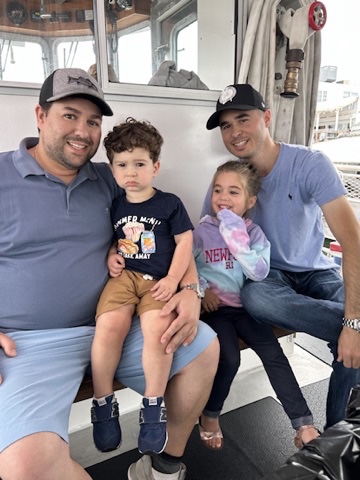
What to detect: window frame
<box><xmin>0</xmin><ymin>0</ymin><xmax>235</xmax><ymax>104</ymax></box>
<box><xmin>0</xmin><ymin>31</ymin><xmax>49</xmax><ymax>82</ymax></box>
<box><xmin>96</xmin><ymin>0</ymin><xmax>221</xmax><ymax>101</ymax></box>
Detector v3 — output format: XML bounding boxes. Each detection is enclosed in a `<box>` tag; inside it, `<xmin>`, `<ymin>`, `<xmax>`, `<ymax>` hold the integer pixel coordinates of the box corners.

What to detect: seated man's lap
<box><xmin>0</xmin><ymin>319</ymin><xmax>216</xmax><ymax>452</ymax></box>
<box><xmin>260</xmin><ymin>268</ymin><xmax>343</xmax><ymax>299</ymax></box>
<box><xmin>242</xmin><ymin>268</ymin><xmax>344</xmax><ymax>344</ymax></box>
<box><xmin>0</xmin><ymin>326</ymin><xmax>94</xmax><ymax>452</ymax></box>
<box><xmin>115</xmin><ymin>317</ymin><xmax>216</xmax><ymax>394</ymax></box>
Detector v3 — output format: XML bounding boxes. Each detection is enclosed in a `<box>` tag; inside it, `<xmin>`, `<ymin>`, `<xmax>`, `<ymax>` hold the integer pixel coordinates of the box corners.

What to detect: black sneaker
<box><xmin>138</xmin><ymin>396</ymin><xmax>168</xmax><ymax>454</ymax></box>
<box><xmin>91</xmin><ymin>393</ymin><xmax>122</xmax><ymax>452</ymax></box>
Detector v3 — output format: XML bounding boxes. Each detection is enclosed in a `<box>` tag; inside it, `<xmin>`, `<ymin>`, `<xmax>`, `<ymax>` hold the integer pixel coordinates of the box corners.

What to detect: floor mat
<box><xmin>301</xmin><ymin>378</ymin><xmax>329</xmax><ymax>429</ymax></box>
<box><xmin>295</xmin><ymin>333</ymin><xmax>333</xmax><ymax>366</ymax></box>
<box><xmin>86</xmin><ymin>380</ymin><xmax>328</xmax><ymax>480</ymax></box>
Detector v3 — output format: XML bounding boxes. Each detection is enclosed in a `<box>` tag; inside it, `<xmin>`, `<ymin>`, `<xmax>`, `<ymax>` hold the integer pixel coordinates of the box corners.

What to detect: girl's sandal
<box><xmin>198</xmin><ymin>419</ymin><xmax>224</xmax><ymax>450</ymax></box>
<box><xmin>294</xmin><ymin>425</ymin><xmax>321</xmax><ymax>449</ymax></box>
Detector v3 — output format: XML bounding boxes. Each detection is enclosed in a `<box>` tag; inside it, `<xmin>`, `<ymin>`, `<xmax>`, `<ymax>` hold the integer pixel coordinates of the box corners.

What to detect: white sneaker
<box><xmin>128</xmin><ymin>455</ymin><xmax>187</xmax><ymax>480</ymax></box>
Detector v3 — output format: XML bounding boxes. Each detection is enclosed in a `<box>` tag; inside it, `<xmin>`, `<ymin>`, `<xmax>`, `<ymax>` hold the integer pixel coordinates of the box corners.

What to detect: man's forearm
<box><xmin>180</xmin><ymin>256</ymin><xmax>199</xmax><ymax>286</ymax></box>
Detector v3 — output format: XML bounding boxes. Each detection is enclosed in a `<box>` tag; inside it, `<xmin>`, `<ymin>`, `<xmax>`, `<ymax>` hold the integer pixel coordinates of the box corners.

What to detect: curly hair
<box><xmin>104</xmin><ymin>117</ymin><xmax>163</xmax><ymax>164</ymax></box>
<box><xmin>213</xmin><ymin>160</ymin><xmax>261</xmax><ymax>197</ymax></box>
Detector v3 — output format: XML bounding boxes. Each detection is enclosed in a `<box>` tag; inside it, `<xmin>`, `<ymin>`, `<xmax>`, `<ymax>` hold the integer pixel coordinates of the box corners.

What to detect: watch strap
<box><xmin>342</xmin><ymin>318</ymin><xmax>360</xmax><ymax>333</ymax></box>
<box><xmin>180</xmin><ymin>283</ymin><xmax>204</xmax><ymax>299</ymax></box>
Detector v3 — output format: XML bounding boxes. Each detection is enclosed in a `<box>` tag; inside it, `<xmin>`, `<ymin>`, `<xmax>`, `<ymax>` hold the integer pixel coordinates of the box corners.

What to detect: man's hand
<box><xmin>159</xmin><ymin>289</ymin><xmax>201</xmax><ymax>354</ymax></box>
<box><xmin>0</xmin><ymin>332</ymin><xmax>17</xmax><ymax>384</ymax></box>
<box><xmin>337</xmin><ymin>327</ymin><xmax>360</xmax><ymax>368</ymax></box>
<box><xmin>201</xmin><ymin>288</ymin><xmax>220</xmax><ymax>313</ymax></box>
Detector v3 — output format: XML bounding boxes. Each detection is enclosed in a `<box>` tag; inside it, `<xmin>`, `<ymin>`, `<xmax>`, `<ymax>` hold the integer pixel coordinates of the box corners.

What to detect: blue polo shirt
<box><xmin>0</xmin><ymin>138</ymin><xmax>119</xmax><ymax>332</ymax></box>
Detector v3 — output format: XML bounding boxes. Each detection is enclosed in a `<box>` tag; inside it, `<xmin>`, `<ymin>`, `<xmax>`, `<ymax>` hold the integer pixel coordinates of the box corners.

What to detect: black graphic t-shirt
<box><xmin>111</xmin><ymin>189</ymin><xmax>193</xmax><ymax>279</ymax></box>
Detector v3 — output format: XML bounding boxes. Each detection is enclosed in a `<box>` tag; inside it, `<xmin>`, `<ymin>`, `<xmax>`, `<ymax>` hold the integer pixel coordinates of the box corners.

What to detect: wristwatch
<box><xmin>342</xmin><ymin>318</ymin><xmax>360</xmax><ymax>333</ymax></box>
<box><xmin>180</xmin><ymin>283</ymin><xmax>205</xmax><ymax>299</ymax></box>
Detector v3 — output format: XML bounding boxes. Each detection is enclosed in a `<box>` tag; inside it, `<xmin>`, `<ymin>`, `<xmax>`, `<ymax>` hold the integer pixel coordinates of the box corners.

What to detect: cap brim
<box><xmin>206</xmin><ymin>111</ymin><xmax>221</xmax><ymax>130</ymax></box>
<box><xmin>206</xmin><ymin>104</ymin><xmax>260</xmax><ymax>130</ymax></box>
<box><xmin>86</xmin><ymin>96</ymin><xmax>113</xmax><ymax>116</ymax></box>
<box><xmin>46</xmin><ymin>93</ymin><xmax>113</xmax><ymax>116</ymax></box>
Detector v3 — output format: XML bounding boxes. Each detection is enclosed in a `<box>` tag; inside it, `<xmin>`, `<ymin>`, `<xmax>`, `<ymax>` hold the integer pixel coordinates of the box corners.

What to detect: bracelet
<box><xmin>342</xmin><ymin>318</ymin><xmax>360</xmax><ymax>333</ymax></box>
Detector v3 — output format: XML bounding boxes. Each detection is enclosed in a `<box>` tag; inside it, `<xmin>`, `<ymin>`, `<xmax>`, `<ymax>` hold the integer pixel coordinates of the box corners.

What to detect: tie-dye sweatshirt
<box><xmin>193</xmin><ymin>209</ymin><xmax>270</xmax><ymax>308</ymax></box>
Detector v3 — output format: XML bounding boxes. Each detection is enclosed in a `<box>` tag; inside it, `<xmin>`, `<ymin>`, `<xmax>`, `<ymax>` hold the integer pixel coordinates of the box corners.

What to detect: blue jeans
<box><xmin>241</xmin><ymin>268</ymin><xmax>360</xmax><ymax>428</ymax></box>
<box><xmin>201</xmin><ymin>307</ymin><xmax>313</xmax><ymax>429</ymax></box>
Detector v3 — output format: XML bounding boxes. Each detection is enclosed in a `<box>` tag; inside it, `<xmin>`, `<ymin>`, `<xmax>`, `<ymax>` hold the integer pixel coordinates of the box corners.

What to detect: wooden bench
<box><xmin>74</xmin><ymin>326</ymin><xmax>294</xmax><ymax>403</ymax></box>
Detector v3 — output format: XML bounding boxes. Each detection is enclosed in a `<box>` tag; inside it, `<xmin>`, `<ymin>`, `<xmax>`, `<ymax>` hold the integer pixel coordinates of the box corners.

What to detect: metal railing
<box><xmin>341</xmin><ymin>173</ymin><xmax>360</xmax><ymax>203</ymax></box>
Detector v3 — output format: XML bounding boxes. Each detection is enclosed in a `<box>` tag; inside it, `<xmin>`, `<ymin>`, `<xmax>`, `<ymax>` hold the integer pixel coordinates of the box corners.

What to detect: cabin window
<box><xmin>0</xmin><ymin>0</ymin><xmax>97</xmax><ymax>82</ymax></box>
<box><xmin>101</xmin><ymin>0</ymin><xmax>235</xmax><ymax>92</ymax></box>
<box><xmin>175</xmin><ymin>20</ymin><xmax>197</xmax><ymax>73</ymax></box>
<box><xmin>0</xmin><ymin>0</ymin><xmax>235</xmax><ymax>96</ymax></box>
<box><xmin>103</xmin><ymin>0</ymin><xmax>203</xmax><ymax>88</ymax></box>
<box><xmin>0</xmin><ymin>38</ymin><xmax>44</xmax><ymax>82</ymax></box>
<box><xmin>116</xmin><ymin>26</ymin><xmax>151</xmax><ymax>84</ymax></box>
<box><xmin>55</xmin><ymin>38</ymin><xmax>95</xmax><ymax>72</ymax></box>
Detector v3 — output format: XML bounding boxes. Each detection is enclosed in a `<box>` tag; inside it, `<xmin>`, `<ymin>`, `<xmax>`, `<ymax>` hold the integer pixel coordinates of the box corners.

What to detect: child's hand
<box><xmin>108</xmin><ymin>251</ymin><xmax>125</xmax><ymax>277</ymax></box>
<box><xmin>151</xmin><ymin>275</ymin><xmax>178</xmax><ymax>302</ymax></box>
<box><xmin>201</xmin><ymin>288</ymin><xmax>220</xmax><ymax>313</ymax></box>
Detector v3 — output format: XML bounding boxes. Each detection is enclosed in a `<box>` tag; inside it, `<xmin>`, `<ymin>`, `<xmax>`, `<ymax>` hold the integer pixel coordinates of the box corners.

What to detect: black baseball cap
<box><xmin>206</xmin><ymin>84</ymin><xmax>266</xmax><ymax>130</ymax></box>
<box><xmin>39</xmin><ymin>68</ymin><xmax>113</xmax><ymax>116</ymax></box>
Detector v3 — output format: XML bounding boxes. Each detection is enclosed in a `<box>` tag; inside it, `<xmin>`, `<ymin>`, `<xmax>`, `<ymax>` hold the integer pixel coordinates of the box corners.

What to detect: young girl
<box><xmin>194</xmin><ymin>160</ymin><xmax>320</xmax><ymax>450</ymax></box>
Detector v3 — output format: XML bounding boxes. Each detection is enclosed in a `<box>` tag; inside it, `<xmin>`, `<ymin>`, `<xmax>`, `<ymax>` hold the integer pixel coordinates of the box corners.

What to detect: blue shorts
<box><xmin>0</xmin><ymin>318</ymin><xmax>216</xmax><ymax>452</ymax></box>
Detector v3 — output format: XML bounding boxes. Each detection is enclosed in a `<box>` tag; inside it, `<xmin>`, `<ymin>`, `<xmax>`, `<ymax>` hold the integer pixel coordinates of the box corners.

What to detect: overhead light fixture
<box><xmin>6</xmin><ymin>1</ymin><xmax>28</xmax><ymax>26</ymax></box>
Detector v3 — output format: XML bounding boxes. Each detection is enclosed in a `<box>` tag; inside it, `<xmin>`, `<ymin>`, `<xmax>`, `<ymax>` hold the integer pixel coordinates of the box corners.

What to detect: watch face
<box><xmin>196</xmin><ymin>284</ymin><xmax>205</xmax><ymax>299</ymax></box>
<box><xmin>181</xmin><ymin>283</ymin><xmax>204</xmax><ymax>298</ymax></box>
<box><xmin>190</xmin><ymin>284</ymin><xmax>202</xmax><ymax>297</ymax></box>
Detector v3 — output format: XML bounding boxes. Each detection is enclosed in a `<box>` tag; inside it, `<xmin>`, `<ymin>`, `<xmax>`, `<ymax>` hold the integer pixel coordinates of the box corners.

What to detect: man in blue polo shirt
<box><xmin>0</xmin><ymin>68</ymin><xmax>218</xmax><ymax>480</ymax></box>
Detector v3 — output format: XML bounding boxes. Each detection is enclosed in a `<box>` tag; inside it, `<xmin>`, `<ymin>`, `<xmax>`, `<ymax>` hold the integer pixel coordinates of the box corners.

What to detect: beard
<box><xmin>44</xmin><ymin>137</ymin><xmax>97</xmax><ymax>171</ymax></box>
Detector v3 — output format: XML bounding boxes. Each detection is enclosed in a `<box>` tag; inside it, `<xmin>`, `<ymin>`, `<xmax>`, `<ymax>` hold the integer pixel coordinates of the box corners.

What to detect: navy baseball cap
<box><xmin>206</xmin><ymin>84</ymin><xmax>266</xmax><ymax>130</ymax></box>
<box><xmin>39</xmin><ymin>68</ymin><xmax>113</xmax><ymax>116</ymax></box>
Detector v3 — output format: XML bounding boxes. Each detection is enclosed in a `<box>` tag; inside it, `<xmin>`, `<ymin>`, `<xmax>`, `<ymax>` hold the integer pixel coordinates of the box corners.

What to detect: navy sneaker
<box><xmin>91</xmin><ymin>393</ymin><xmax>122</xmax><ymax>452</ymax></box>
<box><xmin>138</xmin><ymin>396</ymin><xmax>168</xmax><ymax>454</ymax></box>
